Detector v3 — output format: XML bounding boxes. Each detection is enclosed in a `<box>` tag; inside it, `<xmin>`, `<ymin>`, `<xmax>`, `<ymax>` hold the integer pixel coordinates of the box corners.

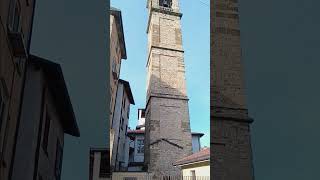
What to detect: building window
<box><xmin>159</xmin><ymin>0</ymin><xmax>172</xmax><ymax>8</ymax></box>
<box><xmin>120</xmin><ymin>117</ymin><xmax>124</xmax><ymax>130</ymax></box>
<box><xmin>99</xmin><ymin>150</ymin><xmax>110</xmax><ymax>177</ymax></box>
<box><xmin>122</xmin><ymin>98</ymin><xmax>125</xmax><ymax>108</ymax></box>
<box><xmin>8</xmin><ymin>0</ymin><xmax>21</xmax><ymax>32</ymax></box>
<box><xmin>116</xmin><ymin>43</ymin><xmax>120</xmax><ymax>55</ymax></box>
<box><xmin>42</xmin><ymin>110</ymin><xmax>51</xmax><ymax>153</ymax></box>
<box><xmin>55</xmin><ymin>140</ymin><xmax>63</xmax><ymax>180</ymax></box>
<box><xmin>112</xmin><ymin>59</ymin><xmax>118</xmax><ymax>79</ymax></box>
<box><xmin>137</xmin><ymin>139</ymin><xmax>144</xmax><ymax>154</ymax></box>
<box><xmin>141</xmin><ymin>110</ymin><xmax>145</xmax><ymax>118</ymax></box>
<box><xmin>191</xmin><ymin>170</ymin><xmax>196</xmax><ymax>180</ymax></box>
<box><xmin>127</xmin><ymin>106</ymin><xmax>130</xmax><ymax>118</ymax></box>
<box><xmin>0</xmin><ymin>89</ymin><xmax>4</xmax><ymax>131</ymax></box>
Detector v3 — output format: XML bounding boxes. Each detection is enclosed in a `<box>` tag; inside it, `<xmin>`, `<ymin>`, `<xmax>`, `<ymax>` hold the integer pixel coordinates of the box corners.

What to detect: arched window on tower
<box><xmin>159</xmin><ymin>0</ymin><xmax>172</xmax><ymax>8</ymax></box>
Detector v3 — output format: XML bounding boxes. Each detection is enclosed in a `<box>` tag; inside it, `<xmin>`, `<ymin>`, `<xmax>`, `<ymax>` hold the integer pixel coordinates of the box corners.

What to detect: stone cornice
<box><xmin>146</xmin><ymin>94</ymin><xmax>189</xmax><ymax>109</ymax></box>
<box><xmin>211</xmin><ymin>115</ymin><xmax>254</xmax><ymax>123</ymax></box>
<box><xmin>146</xmin><ymin>7</ymin><xmax>182</xmax><ymax>34</ymax></box>
<box><xmin>146</xmin><ymin>45</ymin><xmax>184</xmax><ymax>67</ymax></box>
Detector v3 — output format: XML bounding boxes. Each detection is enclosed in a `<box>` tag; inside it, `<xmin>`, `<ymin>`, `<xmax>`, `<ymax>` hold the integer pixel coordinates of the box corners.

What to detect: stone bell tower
<box><xmin>211</xmin><ymin>0</ymin><xmax>255</xmax><ymax>179</ymax></box>
<box><xmin>144</xmin><ymin>0</ymin><xmax>193</xmax><ymax>176</ymax></box>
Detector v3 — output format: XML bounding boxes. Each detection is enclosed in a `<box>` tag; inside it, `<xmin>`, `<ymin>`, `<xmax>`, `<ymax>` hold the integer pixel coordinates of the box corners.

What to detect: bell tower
<box><xmin>211</xmin><ymin>0</ymin><xmax>255</xmax><ymax>179</ymax></box>
<box><xmin>144</xmin><ymin>0</ymin><xmax>193</xmax><ymax>176</ymax></box>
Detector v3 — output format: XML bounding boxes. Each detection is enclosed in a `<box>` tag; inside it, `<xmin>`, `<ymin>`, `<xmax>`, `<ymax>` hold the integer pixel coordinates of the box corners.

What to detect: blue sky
<box><xmin>111</xmin><ymin>0</ymin><xmax>210</xmax><ymax>147</ymax></box>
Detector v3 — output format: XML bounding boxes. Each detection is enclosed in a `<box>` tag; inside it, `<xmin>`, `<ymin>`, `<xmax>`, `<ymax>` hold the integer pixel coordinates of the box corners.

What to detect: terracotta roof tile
<box><xmin>127</xmin><ymin>129</ymin><xmax>145</xmax><ymax>134</ymax></box>
<box><xmin>174</xmin><ymin>148</ymin><xmax>210</xmax><ymax>166</ymax></box>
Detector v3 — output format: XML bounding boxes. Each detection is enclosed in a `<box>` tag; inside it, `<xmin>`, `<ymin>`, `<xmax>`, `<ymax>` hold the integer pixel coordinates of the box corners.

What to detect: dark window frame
<box><xmin>99</xmin><ymin>150</ymin><xmax>110</xmax><ymax>177</ymax></box>
<box><xmin>191</xmin><ymin>170</ymin><xmax>196</xmax><ymax>180</ymax></box>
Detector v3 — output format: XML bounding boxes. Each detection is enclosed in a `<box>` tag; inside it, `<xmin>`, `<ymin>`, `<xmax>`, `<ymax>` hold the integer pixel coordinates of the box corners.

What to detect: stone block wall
<box><xmin>211</xmin><ymin>0</ymin><xmax>255</xmax><ymax>179</ymax></box>
<box><xmin>144</xmin><ymin>0</ymin><xmax>192</xmax><ymax>176</ymax></box>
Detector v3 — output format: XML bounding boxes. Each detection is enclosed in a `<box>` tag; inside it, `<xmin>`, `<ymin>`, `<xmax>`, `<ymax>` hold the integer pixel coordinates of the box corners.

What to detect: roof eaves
<box><xmin>29</xmin><ymin>55</ymin><xmax>80</xmax><ymax>137</ymax></box>
<box><xmin>110</xmin><ymin>7</ymin><xmax>127</xmax><ymax>60</ymax></box>
<box><xmin>119</xmin><ymin>79</ymin><xmax>135</xmax><ymax>105</ymax></box>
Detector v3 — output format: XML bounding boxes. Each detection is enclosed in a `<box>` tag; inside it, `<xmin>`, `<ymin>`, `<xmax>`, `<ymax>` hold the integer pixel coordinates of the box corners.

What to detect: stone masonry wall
<box><xmin>211</xmin><ymin>0</ymin><xmax>255</xmax><ymax>179</ymax></box>
<box><xmin>145</xmin><ymin>0</ymin><xmax>192</xmax><ymax>176</ymax></box>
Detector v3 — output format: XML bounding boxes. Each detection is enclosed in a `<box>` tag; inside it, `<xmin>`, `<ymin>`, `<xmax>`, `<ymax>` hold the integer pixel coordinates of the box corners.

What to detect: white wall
<box><xmin>182</xmin><ymin>164</ymin><xmax>210</xmax><ymax>177</ymax></box>
<box><xmin>111</xmin><ymin>81</ymin><xmax>132</xmax><ymax>171</ymax></box>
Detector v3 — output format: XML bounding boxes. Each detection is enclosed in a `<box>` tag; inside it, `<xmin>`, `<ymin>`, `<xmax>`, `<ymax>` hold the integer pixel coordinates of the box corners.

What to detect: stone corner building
<box><xmin>211</xmin><ymin>0</ymin><xmax>255</xmax><ymax>179</ymax></box>
<box><xmin>144</xmin><ymin>0</ymin><xmax>192</xmax><ymax>176</ymax></box>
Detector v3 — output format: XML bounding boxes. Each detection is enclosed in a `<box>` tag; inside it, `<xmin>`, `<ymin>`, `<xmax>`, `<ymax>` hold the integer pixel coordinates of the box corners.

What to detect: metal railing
<box><xmin>111</xmin><ymin>174</ymin><xmax>210</xmax><ymax>180</ymax></box>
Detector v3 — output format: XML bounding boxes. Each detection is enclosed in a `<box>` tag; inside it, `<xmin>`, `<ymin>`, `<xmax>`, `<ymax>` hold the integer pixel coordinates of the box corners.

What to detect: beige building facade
<box><xmin>144</xmin><ymin>0</ymin><xmax>193</xmax><ymax>176</ymax></box>
<box><xmin>109</xmin><ymin>7</ymin><xmax>127</xmax><ymax>164</ymax></box>
<box><xmin>211</xmin><ymin>0</ymin><xmax>255</xmax><ymax>179</ymax></box>
<box><xmin>0</xmin><ymin>0</ymin><xmax>37</xmax><ymax>179</ymax></box>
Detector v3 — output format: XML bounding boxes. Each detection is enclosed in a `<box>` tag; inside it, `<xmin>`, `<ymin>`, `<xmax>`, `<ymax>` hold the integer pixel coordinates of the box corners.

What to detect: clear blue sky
<box><xmin>111</xmin><ymin>0</ymin><xmax>210</xmax><ymax>147</ymax></box>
